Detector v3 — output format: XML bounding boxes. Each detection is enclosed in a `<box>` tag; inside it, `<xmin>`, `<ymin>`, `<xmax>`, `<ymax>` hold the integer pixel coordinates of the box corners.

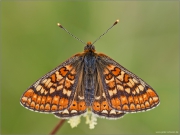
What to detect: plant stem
<box><xmin>50</xmin><ymin>119</ymin><xmax>66</xmax><ymax>135</ymax></box>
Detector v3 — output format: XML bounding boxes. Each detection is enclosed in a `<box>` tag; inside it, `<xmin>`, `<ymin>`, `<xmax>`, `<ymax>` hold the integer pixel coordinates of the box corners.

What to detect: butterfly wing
<box><xmin>92</xmin><ymin>98</ymin><xmax>126</xmax><ymax>119</ymax></box>
<box><xmin>91</xmin><ymin>65</ymin><xmax>126</xmax><ymax>119</ymax></box>
<box><xmin>96</xmin><ymin>53</ymin><xmax>160</xmax><ymax>113</ymax></box>
<box><xmin>20</xmin><ymin>54</ymin><xmax>84</xmax><ymax>113</ymax></box>
<box><xmin>54</xmin><ymin>64</ymin><xmax>88</xmax><ymax>118</ymax></box>
<box><xmin>54</xmin><ymin>98</ymin><xmax>87</xmax><ymax>118</ymax></box>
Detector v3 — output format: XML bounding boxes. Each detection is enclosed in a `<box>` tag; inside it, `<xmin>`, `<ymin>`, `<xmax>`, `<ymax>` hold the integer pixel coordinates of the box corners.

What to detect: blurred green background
<box><xmin>1</xmin><ymin>1</ymin><xmax>179</xmax><ymax>134</ymax></box>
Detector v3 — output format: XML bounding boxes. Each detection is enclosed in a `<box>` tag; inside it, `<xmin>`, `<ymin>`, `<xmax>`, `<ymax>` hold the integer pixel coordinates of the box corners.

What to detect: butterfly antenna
<box><xmin>92</xmin><ymin>19</ymin><xmax>119</xmax><ymax>45</ymax></box>
<box><xmin>57</xmin><ymin>23</ymin><xmax>86</xmax><ymax>45</ymax></box>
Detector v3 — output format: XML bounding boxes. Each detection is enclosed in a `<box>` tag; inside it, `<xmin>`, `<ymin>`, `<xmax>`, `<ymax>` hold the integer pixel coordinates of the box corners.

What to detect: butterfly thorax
<box><xmin>83</xmin><ymin>42</ymin><xmax>96</xmax><ymax>106</ymax></box>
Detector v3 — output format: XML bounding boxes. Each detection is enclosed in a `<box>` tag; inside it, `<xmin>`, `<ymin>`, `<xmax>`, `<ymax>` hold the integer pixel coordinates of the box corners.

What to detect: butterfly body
<box><xmin>83</xmin><ymin>42</ymin><xmax>97</xmax><ymax>107</ymax></box>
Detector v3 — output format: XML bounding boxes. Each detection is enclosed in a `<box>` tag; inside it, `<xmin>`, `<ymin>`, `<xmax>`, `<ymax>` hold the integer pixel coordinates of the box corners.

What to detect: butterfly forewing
<box><xmin>96</xmin><ymin>53</ymin><xmax>160</xmax><ymax>113</ymax></box>
<box><xmin>20</xmin><ymin>55</ymin><xmax>83</xmax><ymax>113</ymax></box>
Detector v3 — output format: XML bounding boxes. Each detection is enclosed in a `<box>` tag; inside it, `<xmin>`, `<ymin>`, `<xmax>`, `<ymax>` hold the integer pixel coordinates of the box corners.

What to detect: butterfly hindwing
<box><xmin>20</xmin><ymin>55</ymin><xmax>83</xmax><ymax>113</ymax></box>
<box><xmin>91</xmin><ymin>64</ymin><xmax>126</xmax><ymax>119</ymax></box>
<box><xmin>96</xmin><ymin>53</ymin><xmax>160</xmax><ymax>113</ymax></box>
<box><xmin>54</xmin><ymin>63</ymin><xmax>88</xmax><ymax>118</ymax></box>
<box><xmin>54</xmin><ymin>98</ymin><xmax>87</xmax><ymax>118</ymax></box>
<box><xmin>92</xmin><ymin>96</ymin><xmax>126</xmax><ymax>119</ymax></box>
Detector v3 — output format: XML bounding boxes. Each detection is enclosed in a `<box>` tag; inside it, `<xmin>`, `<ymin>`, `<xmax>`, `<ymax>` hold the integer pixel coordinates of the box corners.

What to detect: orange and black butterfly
<box><xmin>20</xmin><ymin>20</ymin><xmax>159</xmax><ymax>119</ymax></box>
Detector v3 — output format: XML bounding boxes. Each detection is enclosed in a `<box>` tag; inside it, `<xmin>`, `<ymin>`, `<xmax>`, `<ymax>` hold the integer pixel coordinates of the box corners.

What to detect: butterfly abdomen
<box><xmin>84</xmin><ymin>52</ymin><xmax>96</xmax><ymax>106</ymax></box>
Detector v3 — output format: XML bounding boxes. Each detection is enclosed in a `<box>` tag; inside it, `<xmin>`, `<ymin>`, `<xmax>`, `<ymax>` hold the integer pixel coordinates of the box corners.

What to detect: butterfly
<box><xmin>20</xmin><ymin>20</ymin><xmax>160</xmax><ymax>119</ymax></box>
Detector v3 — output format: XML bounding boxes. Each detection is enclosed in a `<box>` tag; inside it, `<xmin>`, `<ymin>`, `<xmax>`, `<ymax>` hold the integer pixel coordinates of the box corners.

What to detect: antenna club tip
<box><xmin>114</xmin><ymin>19</ymin><xmax>119</xmax><ymax>25</ymax></box>
<box><xmin>57</xmin><ymin>23</ymin><xmax>63</xmax><ymax>28</ymax></box>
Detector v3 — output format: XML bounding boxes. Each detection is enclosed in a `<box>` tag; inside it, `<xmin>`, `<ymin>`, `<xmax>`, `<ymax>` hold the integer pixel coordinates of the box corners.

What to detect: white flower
<box><xmin>67</xmin><ymin>110</ymin><xmax>98</xmax><ymax>129</ymax></box>
<box><xmin>67</xmin><ymin>116</ymin><xmax>81</xmax><ymax>128</ymax></box>
<box><xmin>84</xmin><ymin>110</ymin><xmax>97</xmax><ymax>129</ymax></box>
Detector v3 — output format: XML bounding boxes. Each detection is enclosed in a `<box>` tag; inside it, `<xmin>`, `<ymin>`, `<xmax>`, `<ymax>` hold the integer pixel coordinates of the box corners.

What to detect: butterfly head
<box><xmin>84</xmin><ymin>42</ymin><xmax>95</xmax><ymax>52</ymax></box>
